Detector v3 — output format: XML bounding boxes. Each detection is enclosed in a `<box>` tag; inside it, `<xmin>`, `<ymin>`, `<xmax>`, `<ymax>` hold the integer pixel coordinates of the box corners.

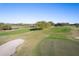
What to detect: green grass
<box><xmin>47</xmin><ymin>34</ymin><xmax>67</xmax><ymax>40</ymax></box>
<box><xmin>34</xmin><ymin>26</ymin><xmax>79</xmax><ymax>56</ymax></box>
<box><xmin>0</xmin><ymin>28</ymin><xmax>29</xmax><ymax>45</ymax></box>
<box><xmin>0</xmin><ymin>28</ymin><xmax>29</xmax><ymax>36</ymax></box>
<box><xmin>16</xmin><ymin>30</ymin><xmax>47</xmax><ymax>56</ymax></box>
<box><xmin>0</xmin><ymin>26</ymin><xmax>79</xmax><ymax>56</ymax></box>
<box><xmin>51</xmin><ymin>26</ymin><xmax>71</xmax><ymax>33</ymax></box>
<box><xmin>35</xmin><ymin>38</ymin><xmax>79</xmax><ymax>56</ymax></box>
<box><xmin>46</xmin><ymin>26</ymin><xmax>71</xmax><ymax>40</ymax></box>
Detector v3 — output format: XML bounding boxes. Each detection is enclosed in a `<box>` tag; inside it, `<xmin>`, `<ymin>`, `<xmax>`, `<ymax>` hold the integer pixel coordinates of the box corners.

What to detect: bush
<box><xmin>35</xmin><ymin>21</ymin><xmax>53</xmax><ymax>29</ymax></box>
<box><xmin>0</xmin><ymin>23</ymin><xmax>12</xmax><ymax>30</ymax></box>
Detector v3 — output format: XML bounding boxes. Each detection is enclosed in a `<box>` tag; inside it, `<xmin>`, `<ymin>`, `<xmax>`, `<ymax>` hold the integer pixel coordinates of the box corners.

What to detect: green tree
<box><xmin>0</xmin><ymin>23</ymin><xmax>12</xmax><ymax>30</ymax></box>
<box><xmin>48</xmin><ymin>21</ymin><xmax>54</xmax><ymax>25</ymax></box>
<box><xmin>35</xmin><ymin>21</ymin><xmax>53</xmax><ymax>29</ymax></box>
<box><xmin>47</xmin><ymin>21</ymin><xmax>54</xmax><ymax>28</ymax></box>
<box><xmin>2</xmin><ymin>24</ymin><xmax>12</xmax><ymax>30</ymax></box>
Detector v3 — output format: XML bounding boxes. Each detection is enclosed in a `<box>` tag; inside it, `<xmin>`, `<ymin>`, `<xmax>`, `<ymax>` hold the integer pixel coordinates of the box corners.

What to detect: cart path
<box><xmin>0</xmin><ymin>39</ymin><xmax>24</xmax><ymax>56</ymax></box>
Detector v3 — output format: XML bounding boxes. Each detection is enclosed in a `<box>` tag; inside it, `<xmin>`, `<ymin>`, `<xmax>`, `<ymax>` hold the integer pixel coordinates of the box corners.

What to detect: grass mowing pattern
<box><xmin>35</xmin><ymin>39</ymin><xmax>79</xmax><ymax>56</ymax></box>
<box><xmin>35</xmin><ymin>26</ymin><xmax>79</xmax><ymax>56</ymax></box>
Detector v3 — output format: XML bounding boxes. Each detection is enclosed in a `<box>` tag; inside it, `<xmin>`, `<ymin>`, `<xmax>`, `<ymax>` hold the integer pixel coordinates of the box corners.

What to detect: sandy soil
<box><xmin>0</xmin><ymin>39</ymin><xmax>24</xmax><ymax>56</ymax></box>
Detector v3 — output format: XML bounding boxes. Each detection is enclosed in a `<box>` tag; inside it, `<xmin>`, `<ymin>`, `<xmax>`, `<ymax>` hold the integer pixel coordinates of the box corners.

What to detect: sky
<box><xmin>0</xmin><ymin>3</ymin><xmax>79</xmax><ymax>24</ymax></box>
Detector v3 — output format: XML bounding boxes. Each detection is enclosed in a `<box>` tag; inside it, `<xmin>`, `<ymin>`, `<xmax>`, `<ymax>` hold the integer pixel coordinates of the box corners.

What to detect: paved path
<box><xmin>0</xmin><ymin>39</ymin><xmax>24</xmax><ymax>56</ymax></box>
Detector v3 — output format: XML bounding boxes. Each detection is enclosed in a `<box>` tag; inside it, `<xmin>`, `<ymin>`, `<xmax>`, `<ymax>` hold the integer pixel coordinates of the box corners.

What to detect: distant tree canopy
<box><xmin>0</xmin><ymin>23</ymin><xmax>12</xmax><ymax>30</ymax></box>
<box><xmin>55</xmin><ymin>23</ymin><xmax>70</xmax><ymax>26</ymax></box>
<box><xmin>54</xmin><ymin>23</ymin><xmax>79</xmax><ymax>27</ymax></box>
<box><xmin>71</xmin><ymin>23</ymin><xmax>79</xmax><ymax>27</ymax></box>
<box><xmin>48</xmin><ymin>21</ymin><xmax>54</xmax><ymax>26</ymax></box>
<box><xmin>35</xmin><ymin>21</ymin><xmax>53</xmax><ymax>29</ymax></box>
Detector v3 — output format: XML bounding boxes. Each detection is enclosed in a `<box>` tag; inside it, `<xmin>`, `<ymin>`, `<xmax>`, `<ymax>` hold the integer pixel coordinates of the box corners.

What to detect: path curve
<box><xmin>0</xmin><ymin>39</ymin><xmax>24</xmax><ymax>56</ymax></box>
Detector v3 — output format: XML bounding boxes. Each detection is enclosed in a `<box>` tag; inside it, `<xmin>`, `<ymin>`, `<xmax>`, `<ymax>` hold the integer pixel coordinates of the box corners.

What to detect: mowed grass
<box><xmin>0</xmin><ymin>28</ymin><xmax>29</xmax><ymax>45</ymax></box>
<box><xmin>16</xmin><ymin>30</ymin><xmax>47</xmax><ymax>56</ymax></box>
<box><xmin>0</xmin><ymin>27</ymin><xmax>47</xmax><ymax>56</ymax></box>
<box><xmin>0</xmin><ymin>28</ymin><xmax>29</xmax><ymax>36</ymax></box>
<box><xmin>35</xmin><ymin>39</ymin><xmax>79</xmax><ymax>56</ymax></box>
<box><xmin>51</xmin><ymin>26</ymin><xmax>71</xmax><ymax>33</ymax></box>
<box><xmin>45</xmin><ymin>26</ymin><xmax>72</xmax><ymax>40</ymax></box>
<box><xmin>35</xmin><ymin>26</ymin><xmax>79</xmax><ymax>56</ymax></box>
<box><xmin>1</xmin><ymin>26</ymin><xmax>79</xmax><ymax>56</ymax></box>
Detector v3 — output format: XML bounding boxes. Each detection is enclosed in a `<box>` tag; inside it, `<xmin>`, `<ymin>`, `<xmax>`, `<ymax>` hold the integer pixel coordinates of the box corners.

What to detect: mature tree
<box><xmin>36</xmin><ymin>21</ymin><xmax>46</xmax><ymax>29</ymax></box>
<box><xmin>35</xmin><ymin>21</ymin><xmax>53</xmax><ymax>29</ymax></box>
<box><xmin>48</xmin><ymin>21</ymin><xmax>54</xmax><ymax>26</ymax></box>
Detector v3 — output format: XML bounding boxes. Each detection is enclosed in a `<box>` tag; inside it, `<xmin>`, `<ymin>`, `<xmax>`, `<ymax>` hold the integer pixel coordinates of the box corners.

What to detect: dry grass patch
<box><xmin>16</xmin><ymin>30</ymin><xmax>47</xmax><ymax>56</ymax></box>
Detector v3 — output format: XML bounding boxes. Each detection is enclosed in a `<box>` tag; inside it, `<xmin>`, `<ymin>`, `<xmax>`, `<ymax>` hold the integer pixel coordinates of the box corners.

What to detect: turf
<box><xmin>0</xmin><ymin>28</ymin><xmax>29</xmax><ymax>45</ymax></box>
<box><xmin>0</xmin><ymin>28</ymin><xmax>29</xmax><ymax>36</ymax></box>
<box><xmin>34</xmin><ymin>26</ymin><xmax>79</xmax><ymax>56</ymax></box>
<box><xmin>51</xmin><ymin>26</ymin><xmax>71</xmax><ymax>33</ymax></box>
<box><xmin>35</xmin><ymin>39</ymin><xmax>79</xmax><ymax>56</ymax></box>
<box><xmin>0</xmin><ymin>26</ymin><xmax>79</xmax><ymax>56</ymax></box>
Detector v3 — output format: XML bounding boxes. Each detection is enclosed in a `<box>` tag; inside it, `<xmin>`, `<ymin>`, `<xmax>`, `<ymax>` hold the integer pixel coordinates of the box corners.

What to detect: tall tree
<box><xmin>35</xmin><ymin>21</ymin><xmax>53</xmax><ymax>29</ymax></box>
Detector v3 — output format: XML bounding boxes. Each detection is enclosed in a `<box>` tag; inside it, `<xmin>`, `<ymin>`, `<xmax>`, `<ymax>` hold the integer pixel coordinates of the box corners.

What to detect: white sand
<box><xmin>75</xmin><ymin>37</ymin><xmax>79</xmax><ymax>39</ymax></box>
<box><xmin>0</xmin><ymin>39</ymin><xmax>24</xmax><ymax>56</ymax></box>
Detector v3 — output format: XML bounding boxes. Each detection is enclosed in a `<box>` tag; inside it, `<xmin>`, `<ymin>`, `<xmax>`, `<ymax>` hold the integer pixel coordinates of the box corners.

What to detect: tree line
<box><xmin>0</xmin><ymin>21</ymin><xmax>79</xmax><ymax>31</ymax></box>
<box><xmin>0</xmin><ymin>23</ymin><xmax>12</xmax><ymax>30</ymax></box>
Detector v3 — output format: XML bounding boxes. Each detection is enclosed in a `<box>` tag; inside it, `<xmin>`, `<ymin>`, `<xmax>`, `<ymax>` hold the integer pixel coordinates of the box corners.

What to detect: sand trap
<box><xmin>75</xmin><ymin>37</ymin><xmax>79</xmax><ymax>39</ymax></box>
<box><xmin>0</xmin><ymin>39</ymin><xmax>24</xmax><ymax>56</ymax></box>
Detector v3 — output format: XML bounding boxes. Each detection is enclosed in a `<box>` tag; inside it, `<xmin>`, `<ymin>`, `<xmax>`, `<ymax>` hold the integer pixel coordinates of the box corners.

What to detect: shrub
<box><xmin>35</xmin><ymin>21</ymin><xmax>53</xmax><ymax>29</ymax></box>
<box><xmin>0</xmin><ymin>23</ymin><xmax>12</xmax><ymax>30</ymax></box>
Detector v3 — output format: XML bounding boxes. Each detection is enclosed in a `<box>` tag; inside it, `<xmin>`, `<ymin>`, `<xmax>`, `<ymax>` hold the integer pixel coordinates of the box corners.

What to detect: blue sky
<box><xmin>0</xmin><ymin>3</ymin><xmax>79</xmax><ymax>24</ymax></box>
